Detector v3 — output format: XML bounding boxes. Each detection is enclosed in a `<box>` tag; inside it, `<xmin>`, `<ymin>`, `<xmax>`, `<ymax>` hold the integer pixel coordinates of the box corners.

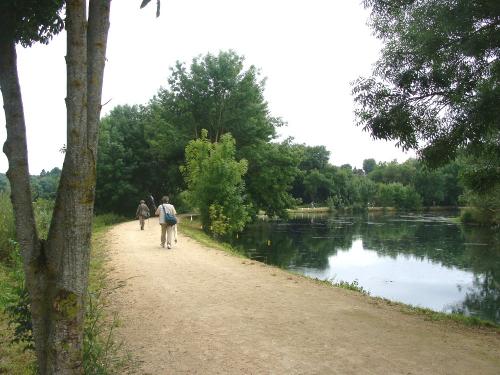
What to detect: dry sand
<box><xmin>106</xmin><ymin>220</ymin><xmax>500</xmax><ymax>374</ymax></box>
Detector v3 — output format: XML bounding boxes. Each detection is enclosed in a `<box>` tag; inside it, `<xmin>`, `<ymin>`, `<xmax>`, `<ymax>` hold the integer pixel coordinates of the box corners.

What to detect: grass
<box><xmin>373</xmin><ymin>297</ymin><xmax>500</xmax><ymax>331</ymax></box>
<box><xmin>180</xmin><ymin>218</ymin><xmax>245</xmax><ymax>258</ymax></box>
<box><xmin>0</xmin><ymin>262</ymin><xmax>36</xmax><ymax>375</ymax></box>
<box><xmin>0</xmin><ymin>207</ymin><xmax>131</xmax><ymax>374</ymax></box>
<box><xmin>331</xmin><ymin>279</ymin><xmax>370</xmax><ymax>295</ymax></box>
<box><xmin>84</xmin><ymin>214</ymin><xmax>135</xmax><ymax>374</ymax></box>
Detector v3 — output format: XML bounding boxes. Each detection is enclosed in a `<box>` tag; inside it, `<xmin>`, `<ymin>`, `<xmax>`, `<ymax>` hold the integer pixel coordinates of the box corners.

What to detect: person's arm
<box><xmin>155</xmin><ymin>206</ymin><xmax>160</xmax><ymax>216</ymax></box>
<box><xmin>172</xmin><ymin>205</ymin><xmax>177</xmax><ymax>215</ymax></box>
<box><xmin>136</xmin><ymin>205</ymin><xmax>140</xmax><ymax>217</ymax></box>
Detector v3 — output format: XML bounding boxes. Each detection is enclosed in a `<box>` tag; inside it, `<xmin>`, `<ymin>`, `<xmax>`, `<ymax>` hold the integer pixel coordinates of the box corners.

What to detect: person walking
<box><xmin>155</xmin><ymin>196</ymin><xmax>177</xmax><ymax>249</ymax></box>
<box><xmin>136</xmin><ymin>200</ymin><xmax>150</xmax><ymax>230</ymax></box>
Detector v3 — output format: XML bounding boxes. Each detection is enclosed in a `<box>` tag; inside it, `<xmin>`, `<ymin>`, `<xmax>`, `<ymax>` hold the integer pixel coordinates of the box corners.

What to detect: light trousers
<box><xmin>160</xmin><ymin>223</ymin><xmax>174</xmax><ymax>247</ymax></box>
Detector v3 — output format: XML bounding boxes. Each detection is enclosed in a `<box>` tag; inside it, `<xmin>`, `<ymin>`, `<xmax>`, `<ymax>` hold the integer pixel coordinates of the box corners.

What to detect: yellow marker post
<box><xmin>267</xmin><ymin>240</ymin><xmax>271</xmax><ymax>246</ymax></box>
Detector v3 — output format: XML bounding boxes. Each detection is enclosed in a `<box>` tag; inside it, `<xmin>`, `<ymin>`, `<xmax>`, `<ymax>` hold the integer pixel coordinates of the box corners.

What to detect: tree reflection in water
<box><xmin>226</xmin><ymin>212</ymin><xmax>500</xmax><ymax>323</ymax></box>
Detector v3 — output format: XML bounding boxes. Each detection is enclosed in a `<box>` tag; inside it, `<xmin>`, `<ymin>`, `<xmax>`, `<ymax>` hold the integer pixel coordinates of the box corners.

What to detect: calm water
<box><xmin>226</xmin><ymin>212</ymin><xmax>500</xmax><ymax>323</ymax></box>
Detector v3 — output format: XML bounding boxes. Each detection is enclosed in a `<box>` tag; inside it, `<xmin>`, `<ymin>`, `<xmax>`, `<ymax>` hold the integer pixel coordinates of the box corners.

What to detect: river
<box><xmin>226</xmin><ymin>211</ymin><xmax>500</xmax><ymax>323</ymax></box>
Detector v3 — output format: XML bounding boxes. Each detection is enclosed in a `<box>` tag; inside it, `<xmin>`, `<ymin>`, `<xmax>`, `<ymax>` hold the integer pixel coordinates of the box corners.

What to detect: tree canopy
<box><xmin>352</xmin><ymin>0</ymin><xmax>499</xmax><ymax>168</ymax></box>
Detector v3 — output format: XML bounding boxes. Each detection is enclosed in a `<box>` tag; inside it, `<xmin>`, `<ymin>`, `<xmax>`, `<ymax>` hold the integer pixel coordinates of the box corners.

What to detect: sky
<box><xmin>0</xmin><ymin>0</ymin><xmax>414</xmax><ymax>175</ymax></box>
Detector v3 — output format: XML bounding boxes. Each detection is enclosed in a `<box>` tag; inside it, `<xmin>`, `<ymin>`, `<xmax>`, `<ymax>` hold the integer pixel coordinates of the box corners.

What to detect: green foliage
<box><xmin>362</xmin><ymin>158</ymin><xmax>376</xmax><ymax>174</ymax></box>
<box><xmin>332</xmin><ymin>279</ymin><xmax>370</xmax><ymax>295</ymax></box>
<box><xmin>0</xmin><ymin>211</ymin><xmax>131</xmax><ymax>373</ymax></box>
<box><xmin>181</xmin><ymin>130</ymin><xmax>251</xmax><ymax>236</ymax></box>
<box><xmin>92</xmin><ymin>214</ymin><xmax>128</xmax><ymax>231</ymax></box>
<box><xmin>244</xmin><ymin>140</ymin><xmax>301</xmax><ymax>218</ymax></box>
<box><xmin>374</xmin><ymin>182</ymin><xmax>422</xmax><ymax>210</ymax></box>
<box><xmin>0</xmin><ymin>0</ymin><xmax>64</xmax><ymax>47</ymax></box>
<box><xmin>96</xmin><ymin>105</ymin><xmax>158</xmax><ymax>216</ymax></box>
<box><xmin>461</xmin><ymin>187</ymin><xmax>500</xmax><ymax>225</ymax></box>
<box><xmin>95</xmin><ymin>52</ymin><xmax>289</xmax><ymax>217</ymax></box>
<box><xmin>1</xmin><ymin>245</ymin><xmax>33</xmax><ymax>352</ymax></box>
<box><xmin>30</xmin><ymin>167</ymin><xmax>61</xmax><ymax>201</ymax></box>
<box><xmin>0</xmin><ymin>192</ymin><xmax>16</xmax><ymax>260</ymax></box>
<box><xmin>353</xmin><ymin>0</ymin><xmax>500</xmax><ymax>172</ymax></box>
<box><xmin>0</xmin><ymin>173</ymin><xmax>9</xmax><ymax>192</ymax></box>
<box><xmin>162</xmin><ymin>50</ymin><xmax>277</xmax><ymax>146</ymax></box>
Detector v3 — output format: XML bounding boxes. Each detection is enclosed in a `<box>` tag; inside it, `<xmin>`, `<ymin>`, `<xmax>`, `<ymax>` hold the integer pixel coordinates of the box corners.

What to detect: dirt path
<box><xmin>107</xmin><ymin>220</ymin><xmax>500</xmax><ymax>375</ymax></box>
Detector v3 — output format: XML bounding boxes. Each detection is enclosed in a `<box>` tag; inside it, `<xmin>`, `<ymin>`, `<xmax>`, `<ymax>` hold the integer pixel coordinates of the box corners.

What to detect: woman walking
<box><xmin>155</xmin><ymin>196</ymin><xmax>177</xmax><ymax>249</ymax></box>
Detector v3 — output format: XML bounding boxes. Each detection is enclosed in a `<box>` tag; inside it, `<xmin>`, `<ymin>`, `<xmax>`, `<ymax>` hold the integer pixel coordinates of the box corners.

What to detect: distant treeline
<box><xmin>1</xmin><ymin>51</ymin><xmax>496</xmax><ymax>225</ymax></box>
<box><xmin>0</xmin><ymin>168</ymin><xmax>60</xmax><ymax>201</ymax></box>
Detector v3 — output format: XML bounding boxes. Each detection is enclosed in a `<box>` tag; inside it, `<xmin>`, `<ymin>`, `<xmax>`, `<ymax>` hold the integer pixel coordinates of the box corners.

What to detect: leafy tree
<box><xmin>0</xmin><ymin>1</ymin><xmax>112</xmax><ymax>372</ymax></box>
<box><xmin>149</xmin><ymin>50</ymin><xmax>295</xmax><ymax>216</ymax></box>
<box><xmin>297</xmin><ymin>145</ymin><xmax>330</xmax><ymax>171</ymax></box>
<box><xmin>374</xmin><ymin>182</ymin><xmax>422</xmax><ymax>210</ymax></box>
<box><xmin>368</xmin><ymin>159</ymin><xmax>417</xmax><ymax>186</ymax></box>
<box><xmin>303</xmin><ymin>169</ymin><xmax>334</xmax><ymax>204</ymax></box>
<box><xmin>96</xmin><ymin>105</ymin><xmax>159</xmax><ymax>215</ymax></box>
<box><xmin>353</xmin><ymin>0</ymin><xmax>500</xmax><ymax>170</ymax></box>
<box><xmin>244</xmin><ymin>140</ymin><xmax>301</xmax><ymax>218</ymax></box>
<box><xmin>157</xmin><ymin>50</ymin><xmax>278</xmax><ymax>147</ymax></box>
<box><xmin>31</xmin><ymin>167</ymin><xmax>61</xmax><ymax>200</ymax></box>
<box><xmin>181</xmin><ymin>130</ymin><xmax>251</xmax><ymax>236</ymax></box>
<box><xmin>362</xmin><ymin>158</ymin><xmax>376</xmax><ymax>175</ymax></box>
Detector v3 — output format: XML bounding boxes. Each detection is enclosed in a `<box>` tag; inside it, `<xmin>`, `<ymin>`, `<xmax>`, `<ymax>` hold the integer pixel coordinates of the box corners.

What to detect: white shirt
<box><xmin>156</xmin><ymin>203</ymin><xmax>176</xmax><ymax>224</ymax></box>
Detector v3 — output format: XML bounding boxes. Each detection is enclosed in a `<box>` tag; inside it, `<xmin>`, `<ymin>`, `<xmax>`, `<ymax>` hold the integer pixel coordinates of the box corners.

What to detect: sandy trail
<box><xmin>106</xmin><ymin>220</ymin><xmax>499</xmax><ymax>375</ymax></box>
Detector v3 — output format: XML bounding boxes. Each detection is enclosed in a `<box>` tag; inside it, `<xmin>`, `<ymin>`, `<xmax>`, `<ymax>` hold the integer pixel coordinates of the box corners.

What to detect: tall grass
<box><xmin>0</xmin><ymin>192</ymin><xmax>16</xmax><ymax>261</ymax></box>
<box><xmin>0</xmin><ymin>193</ymin><xmax>130</xmax><ymax>373</ymax></box>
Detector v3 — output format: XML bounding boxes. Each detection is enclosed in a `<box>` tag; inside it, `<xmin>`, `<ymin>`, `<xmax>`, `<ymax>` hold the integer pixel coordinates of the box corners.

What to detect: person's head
<box><xmin>162</xmin><ymin>196</ymin><xmax>169</xmax><ymax>203</ymax></box>
<box><xmin>140</xmin><ymin>200</ymin><xmax>145</xmax><ymax>204</ymax></box>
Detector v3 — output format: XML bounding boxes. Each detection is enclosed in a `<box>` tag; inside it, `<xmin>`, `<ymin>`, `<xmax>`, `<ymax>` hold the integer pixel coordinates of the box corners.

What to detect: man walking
<box><xmin>136</xmin><ymin>200</ymin><xmax>150</xmax><ymax>230</ymax></box>
<box><xmin>155</xmin><ymin>196</ymin><xmax>177</xmax><ymax>249</ymax></box>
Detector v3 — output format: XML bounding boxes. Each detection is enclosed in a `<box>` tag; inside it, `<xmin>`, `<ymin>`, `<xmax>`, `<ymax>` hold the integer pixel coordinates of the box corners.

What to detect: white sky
<box><xmin>0</xmin><ymin>0</ymin><xmax>414</xmax><ymax>175</ymax></box>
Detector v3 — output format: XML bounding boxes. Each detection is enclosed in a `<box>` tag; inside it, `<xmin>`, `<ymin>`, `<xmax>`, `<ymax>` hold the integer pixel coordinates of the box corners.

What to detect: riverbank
<box><xmin>287</xmin><ymin>206</ymin><xmax>461</xmax><ymax>214</ymax></box>
<box><xmin>106</xmin><ymin>220</ymin><xmax>500</xmax><ymax>374</ymax></box>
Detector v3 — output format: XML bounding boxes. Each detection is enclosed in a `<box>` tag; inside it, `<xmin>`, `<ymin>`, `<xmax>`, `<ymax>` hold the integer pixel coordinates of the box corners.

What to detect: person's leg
<box><xmin>160</xmin><ymin>224</ymin><xmax>167</xmax><ymax>247</ymax></box>
<box><xmin>139</xmin><ymin>216</ymin><xmax>145</xmax><ymax>230</ymax></box>
<box><xmin>166</xmin><ymin>225</ymin><xmax>173</xmax><ymax>248</ymax></box>
<box><xmin>174</xmin><ymin>224</ymin><xmax>178</xmax><ymax>243</ymax></box>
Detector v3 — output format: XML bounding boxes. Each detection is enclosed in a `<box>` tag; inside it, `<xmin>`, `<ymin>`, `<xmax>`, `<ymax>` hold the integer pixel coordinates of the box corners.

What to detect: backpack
<box><xmin>163</xmin><ymin>204</ymin><xmax>177</xmax><ymax>225</ymax></box>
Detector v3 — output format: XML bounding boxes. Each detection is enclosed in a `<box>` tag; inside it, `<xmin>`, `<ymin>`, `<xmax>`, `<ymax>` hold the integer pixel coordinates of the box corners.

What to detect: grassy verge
<box><xmin>0</xmin><ymin>211</ymin><xmax>131</xmax><ymax>374</ymax></box>
<box><xmin>372</xmin><ymin>297</ymin><xmax>499</xmax><ymax>330</ymax></box>
<box><xmin>0</xmin><ymin>262</ymin><xmax>36</xmax><ymax>374</ymax></box>
<box><xmin>180</xmin><ymin>218</ymin><xmax>245</xmax><ymax>258</ymax></box>
<box><xmin>85</xmin><ymin>213</ymin><xmax>134</xmax><ymax>374</ymax></box>
<box><xmin>179</xmin><ymin>218</ymin><xmax>500</xmax><ymax>331</ymax></box>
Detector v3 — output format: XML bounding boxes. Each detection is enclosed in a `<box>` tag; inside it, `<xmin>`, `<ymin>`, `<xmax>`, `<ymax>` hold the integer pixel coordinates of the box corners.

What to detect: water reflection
<box><xmin>226</xmin><ymin>212</ymin><xmax>500</xmax><ymax>323</ymax></box>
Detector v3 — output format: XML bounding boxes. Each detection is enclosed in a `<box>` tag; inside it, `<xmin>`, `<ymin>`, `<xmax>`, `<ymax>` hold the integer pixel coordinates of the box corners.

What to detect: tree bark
<box><xmin>0</xmin><ymin>39</ymin><xmax>49</xmax><ymax>372</ymax></box>
<box><xmin>1</xmin><ymin>1</ymin><xmax>112</xmax><ymax>373</ymax></box>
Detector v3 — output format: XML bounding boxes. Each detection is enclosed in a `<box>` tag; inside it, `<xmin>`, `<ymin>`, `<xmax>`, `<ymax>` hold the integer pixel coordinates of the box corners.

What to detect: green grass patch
<box><xmin>84</xmin><ymin>220</ymin><xmax>135</xmax><ymax>374</ymax></box>
<box><xmin>0</xmin><ymin>211</ymin><xmax>132</xmax><ymax>374</ymax></box>
<box><xmin>398</xmin><ymin>302</ymin><xmax>499</xmax><ymax>330</ymax></box>
<box><xmin>331</xmin><ymin>279</ymin><xmax>370</xmax><ymax>295</ymax></box>
<box><xmin>180</xmin><ymin>218</ymin><xmax>245</xmax><ymax>258</ymax></box>
<box><xmin>0</xmin><ymin>262</ymin><xmax>36</xmax><ymax>375</ymax></box>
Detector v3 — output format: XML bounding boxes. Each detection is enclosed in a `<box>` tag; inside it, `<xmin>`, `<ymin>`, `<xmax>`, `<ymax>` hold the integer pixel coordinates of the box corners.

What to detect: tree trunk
<box><xmin>1</xmin><ymin>1</ymin><xmax>111</xmax><ymax>373</ymax></box>
<box><xmin>0</xmin><ymin>38</ymin><xmax>48</xmax><ymax>372</ymax></box>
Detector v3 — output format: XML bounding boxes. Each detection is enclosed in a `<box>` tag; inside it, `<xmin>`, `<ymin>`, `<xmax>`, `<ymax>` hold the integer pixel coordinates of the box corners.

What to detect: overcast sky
<box><xmin>0</xmin><ymin>0</ymin><xmax>414</xmax><ymax>174</ymax></box>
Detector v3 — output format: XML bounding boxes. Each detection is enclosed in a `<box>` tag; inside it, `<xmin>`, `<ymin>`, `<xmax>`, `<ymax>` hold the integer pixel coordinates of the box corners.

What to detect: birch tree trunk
<box><xmin>0</xmin><ymin>1</ymin><xmax>111</xmax><ymax>373</ymax></box>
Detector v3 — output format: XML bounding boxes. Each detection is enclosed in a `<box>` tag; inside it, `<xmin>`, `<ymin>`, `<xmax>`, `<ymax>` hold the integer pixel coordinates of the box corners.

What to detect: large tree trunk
<box><xmin>1</xmin><ymin>1</ymin><xmax>111</xmax><ymax>373</ymax></box>
<box><xmin>0</xmin><ymin>38</ymin><xmax>47</xmax><ymax>371</ymax></box>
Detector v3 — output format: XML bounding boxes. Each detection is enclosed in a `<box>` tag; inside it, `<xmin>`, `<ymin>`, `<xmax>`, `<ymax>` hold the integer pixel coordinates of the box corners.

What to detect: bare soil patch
<box><xmin>107</xmin><ymin>220</ymin><xmax>500</xmax><ymax>374</ymax></box>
